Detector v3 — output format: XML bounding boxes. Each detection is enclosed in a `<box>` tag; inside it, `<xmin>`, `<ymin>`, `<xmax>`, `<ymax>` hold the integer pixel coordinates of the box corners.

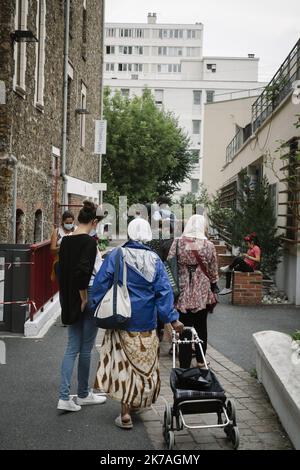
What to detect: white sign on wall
<box><xmin>94</xmin><ymin>120</ymin><xmax>107</xmax><ymax>155</ymax></box>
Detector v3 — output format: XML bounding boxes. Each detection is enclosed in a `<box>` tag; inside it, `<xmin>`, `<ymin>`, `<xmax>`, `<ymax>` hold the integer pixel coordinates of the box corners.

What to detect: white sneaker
<box><xmin>220</xmin><ymin>265</ymin><xmax>231</xmax><ymax>273</ymax></box>
<box><xmin>219</xmin><ymin>288</ymin><xmax>232</xmax><ymax>295</ymax></box>
<box><xmin>77</xmin><ymin>392</ymin><xmax>107</xmax><ymax>406</ymax></box>
<box><xmin>57</xmin><ymin>399</ymin><xmax>81</xmax><ymax>412</ymax></box>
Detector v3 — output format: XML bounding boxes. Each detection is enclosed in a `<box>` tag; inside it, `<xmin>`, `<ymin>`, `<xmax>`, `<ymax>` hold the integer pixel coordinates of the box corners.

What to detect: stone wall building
<box><xmin>0</xmin><ymin>0</ymin><xmax>105</xmax><ymax>244</ymax></box>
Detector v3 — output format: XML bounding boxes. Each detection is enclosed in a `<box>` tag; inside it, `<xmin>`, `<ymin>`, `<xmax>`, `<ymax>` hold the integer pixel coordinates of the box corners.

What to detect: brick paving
<box><xmin>139</xmin><ymin>340</ymin><xmax>293</xmax><ymax>450</ymax></box>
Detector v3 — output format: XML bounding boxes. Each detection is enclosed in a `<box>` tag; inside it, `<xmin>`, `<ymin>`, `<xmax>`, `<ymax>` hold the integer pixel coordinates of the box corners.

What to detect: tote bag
<box><xmin>94</xmin><ymin>248</ymin><xmax>131</xmax><ymax>329</ymax></box>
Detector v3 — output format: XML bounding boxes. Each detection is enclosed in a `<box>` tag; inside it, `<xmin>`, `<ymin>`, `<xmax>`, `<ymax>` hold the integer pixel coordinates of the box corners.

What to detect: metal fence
<box><xmin>29</xmin><ymin>241</ymin><xmax>58</xmax><ymax>321</ymax></box>
<box><xmin>252</xmin><ymin>39</ymin><xmax>300</xmax><ymax>133</ymax></box>
<box><xmin>0</xmin><ymin>241</ymin><xmax>58</xmax><ymax>333</ymax></box>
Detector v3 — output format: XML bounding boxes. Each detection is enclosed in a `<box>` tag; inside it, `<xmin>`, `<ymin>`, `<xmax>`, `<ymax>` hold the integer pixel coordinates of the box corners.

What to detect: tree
<box><xmin>229</xmin><ymin>176</ymin><xmax>282</xmax><ymax>277</ymax></box>
<box><xmin>102</xmin><ymin>88</ymin><xmax>194</xmax><ymax>206</ymax></box>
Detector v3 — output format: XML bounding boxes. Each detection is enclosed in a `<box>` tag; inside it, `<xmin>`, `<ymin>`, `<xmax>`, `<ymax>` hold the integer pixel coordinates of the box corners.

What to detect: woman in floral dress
<box><xmin>167</xmin><ymin>215</ymin><xmax>219</xmax><ymax>368</ymax></box>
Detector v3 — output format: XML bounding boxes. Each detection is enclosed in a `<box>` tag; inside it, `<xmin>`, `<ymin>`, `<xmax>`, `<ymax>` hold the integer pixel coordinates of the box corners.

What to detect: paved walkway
<box><xmin>139</xmin><ymin>340</ymin><xmax>293</xmax><ymax>450</ymax></box>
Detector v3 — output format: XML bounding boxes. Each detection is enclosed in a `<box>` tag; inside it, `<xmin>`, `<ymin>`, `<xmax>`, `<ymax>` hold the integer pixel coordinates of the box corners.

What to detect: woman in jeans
<box><xmin>167</xmin><ymin>215</ymin><xmax>219</xmax><ymax>369</ymax></box>
<box><xmin>57</xmin><ymin>201</ymin><xmax>106</xmax><ymax>412</ymax></box>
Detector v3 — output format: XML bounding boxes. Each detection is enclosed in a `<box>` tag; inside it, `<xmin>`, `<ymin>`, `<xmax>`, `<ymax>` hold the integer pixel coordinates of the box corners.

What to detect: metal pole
<box><xmin>61</xmin><ymin>0</ymin><xmax>70</xmax><ymax>207</ymax></box>
<box><xmin>98</xmin><ymin>0</ymin><xmax>105</xmax><ymax>206</ymax></box>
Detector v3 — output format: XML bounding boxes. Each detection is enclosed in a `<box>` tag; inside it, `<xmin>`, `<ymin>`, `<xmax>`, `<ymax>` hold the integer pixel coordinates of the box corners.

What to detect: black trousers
<box><xmin>226</xmin><ymin>257</ymin><xmax>254</xmax><ymax>288</ymax></box>
<box><xmin>179</xmin><ymin>310</ymin><xmax>208</xmax><ymax>368</ymax></box>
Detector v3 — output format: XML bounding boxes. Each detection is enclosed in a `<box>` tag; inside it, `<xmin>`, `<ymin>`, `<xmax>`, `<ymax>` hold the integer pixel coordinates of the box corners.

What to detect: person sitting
<box><xmin>219</xmin><ymin>233</ymin><xmax>261</xmax><ymax>295</ymax></box>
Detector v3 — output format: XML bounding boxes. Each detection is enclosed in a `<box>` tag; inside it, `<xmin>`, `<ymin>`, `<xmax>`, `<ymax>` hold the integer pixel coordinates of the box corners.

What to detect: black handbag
<box><xmin>164</xmin><ymin>240</ymin><xmax>180</xmax><ymax>300</ymax></box>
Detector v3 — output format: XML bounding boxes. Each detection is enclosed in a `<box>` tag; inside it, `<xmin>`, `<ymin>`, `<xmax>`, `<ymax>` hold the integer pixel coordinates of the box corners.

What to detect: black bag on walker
<box><xmin>177</xmin><ymin>367</ymin><xmax>213</xmax><ymax>391</ymax></box>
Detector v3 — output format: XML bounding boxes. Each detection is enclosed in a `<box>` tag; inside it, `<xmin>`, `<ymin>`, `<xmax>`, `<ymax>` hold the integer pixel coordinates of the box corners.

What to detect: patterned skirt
<box><xmin>95</xmin><ymin>329</ymin><xmax>160</xmax><ymax>408</ymax></box>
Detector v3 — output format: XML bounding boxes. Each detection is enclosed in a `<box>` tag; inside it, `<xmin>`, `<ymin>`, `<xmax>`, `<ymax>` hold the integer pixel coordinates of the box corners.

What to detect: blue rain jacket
<box><xmin>91</xmin><ymin>240</ymin><xmax>179</xmax><ymax>331</ymax></box>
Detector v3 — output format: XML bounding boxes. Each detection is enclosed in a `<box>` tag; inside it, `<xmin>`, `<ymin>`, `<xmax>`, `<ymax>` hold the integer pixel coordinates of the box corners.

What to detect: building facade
<box><xmin>0</xmin><ymin>0</ymin><xmax>105</xmax><ymax>244</ymax></box>
<box><xmin>202</xmin><ymin>39</ymin><xmax>300</xmax><ymax>304</ymax></box>
<box><xmin>104</xmin><ymin>13</ymin><xmax>265</xmax><ymax>197</ymax></box>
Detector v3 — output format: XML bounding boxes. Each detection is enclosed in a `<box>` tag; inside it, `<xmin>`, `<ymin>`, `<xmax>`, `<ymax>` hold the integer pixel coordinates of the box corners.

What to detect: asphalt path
<box><xmin>0</xmin><ymin>319</ymin><xmax>153</xmax><ymax>450</ymax></box>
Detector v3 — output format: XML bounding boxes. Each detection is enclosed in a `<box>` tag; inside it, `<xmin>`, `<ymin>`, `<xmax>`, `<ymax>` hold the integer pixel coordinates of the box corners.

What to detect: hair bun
<box><xmin>82</xmin><ymin>200</ymin><xmax>96</xmax><ymax>213</ymax></box>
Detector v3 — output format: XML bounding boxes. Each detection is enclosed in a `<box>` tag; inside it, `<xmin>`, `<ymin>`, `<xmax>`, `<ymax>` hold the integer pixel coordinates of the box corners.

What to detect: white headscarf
<box><xmin>128</xmin><ymin>218</ymin><xmax>153</xmax><ymax>243</ymax></box>
<box><xmin>182</xmin><ymin>214</ymin><xmax>207</xmax><ymax>240</ymax></box>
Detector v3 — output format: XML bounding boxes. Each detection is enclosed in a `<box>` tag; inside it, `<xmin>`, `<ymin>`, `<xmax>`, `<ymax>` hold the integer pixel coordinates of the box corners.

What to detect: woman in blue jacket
<box><xmin>92</xmin><ymin>218</ymin><xmax>183</xmax><ymax>430</ymax></box>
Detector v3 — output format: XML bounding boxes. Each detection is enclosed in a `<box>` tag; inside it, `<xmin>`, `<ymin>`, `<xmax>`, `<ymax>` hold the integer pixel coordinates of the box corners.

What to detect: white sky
<box><xmin>105</xmin><ymin>0</ymin><xmax>300</xmax><ymax>82</ymax></box>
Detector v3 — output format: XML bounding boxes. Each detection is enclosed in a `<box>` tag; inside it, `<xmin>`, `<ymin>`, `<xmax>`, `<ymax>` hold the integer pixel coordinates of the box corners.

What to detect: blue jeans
<box><xmin>59</xmin><ymin>291</ymin><xmax>98</xmax><ymax>400</ymax></box>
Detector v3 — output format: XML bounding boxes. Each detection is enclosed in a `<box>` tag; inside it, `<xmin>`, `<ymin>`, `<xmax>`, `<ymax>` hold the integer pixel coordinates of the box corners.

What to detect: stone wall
<box><xmin>0</xmin><ymin>0</ymin><xmax>104</xmax><ymax>244</ymax></box>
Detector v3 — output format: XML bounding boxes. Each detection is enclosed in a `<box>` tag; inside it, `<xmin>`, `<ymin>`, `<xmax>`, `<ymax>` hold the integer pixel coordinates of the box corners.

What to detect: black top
<box><xmin>146</xmin><ymin>237</ymin><xmax>173</xmax><ymax>262</ymax></box>
<box><xmin>59</xmin><ymin>234</ymin><xmax>97</xmax><ymax>325</ymax></box>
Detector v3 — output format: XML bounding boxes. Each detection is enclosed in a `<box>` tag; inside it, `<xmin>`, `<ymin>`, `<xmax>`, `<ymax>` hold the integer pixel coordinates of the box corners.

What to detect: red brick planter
<box><xmin>232</xmin><ymin>271</ymin><xmax>262</xmax><ymax>306</ymax></box>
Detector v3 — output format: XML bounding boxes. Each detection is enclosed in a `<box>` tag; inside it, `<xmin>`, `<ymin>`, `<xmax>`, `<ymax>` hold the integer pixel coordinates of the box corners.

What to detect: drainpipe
<box><xmin>61</xmin><ymin>0</ymin><xmax>70</xmax><ymax>207</ymax></box>
<box><xmin>98</xmin><ymin>0</ymin><xmax>105</xmax><ymax>206</ymax></box>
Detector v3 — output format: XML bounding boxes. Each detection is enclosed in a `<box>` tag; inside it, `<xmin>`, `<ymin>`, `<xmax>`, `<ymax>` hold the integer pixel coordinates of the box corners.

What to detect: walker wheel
<box><xmin>227</xmin><ymin>400</ymin><xmax>237</xmax><ymax>426</ymax></box>
<box><xmin>231</xmin><ymin>426</ymin><xmax>240</xmax><ymax>450</ymax></box>
<box><xmin>166</xmin><ymin>430</ymin><xmax>175</xmax><ymax>450</ymax></box>
<box><xmin>163</xmin><ymin>404</ymin><xmax>172</xmax><ymax>438</ymax></box>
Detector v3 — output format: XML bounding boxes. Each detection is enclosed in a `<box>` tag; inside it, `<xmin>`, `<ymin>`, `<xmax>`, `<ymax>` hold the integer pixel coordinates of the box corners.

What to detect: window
<box><xmin>158</xmin><ymin>64</ymin><xmax>168</xmax><ymax>73</ymax></box>
<box><xmin>134</xmin><ymin>46</ymin><xmax>143</xmax><ymax>55</ymax></box>
<box><xmin>82</xmin><ymin>2</ymin><xmax>87</xmax><ymax>59</ymax></box>
<box><xmin>206</xmin><ymin>90</ymin><xmax>215</xmax><ymax>103</ymax></box>
<box><xmin>159</xmin><ymin>29</ymin><xmax>183</xmax><ymax>39</ymax></box>
<box><xmin>106</xmin><ymin>46</ymin><xmax>115</xmax><ymax>54</ymax></box>
<box><xmin>187</xmin><ymin>29</ymin><xmax>196</xmax><ymax>39</ymax></box>
<box><xmin>158</xmin><ymin>64</ymin><xmax>181</xmax><ymax>73</ymax></box>
<box><xmin>135</xmin><ymin>28</ymin><xmax>144</xmax><ymax>38</ymax></box>
<box><xmin>80</xmin><ymin>82</ymin><xmax>87</xmax><ymax>148</ymax></box>
<box><xmin>121</xmin><ymin>88</ymin><xmax>130</xmax><ymax>97</ymax></box>
<box><xmin>187</xmin><ymin>47</ymin><xmax>201</xmax><ymax>57</ymax></box>
<box><xmin>207</xmin><ymin>63</ymin><xmax>216</xmax><ymax>73</ymax></box>
<box><xmin>191</xmin><ymin>179</ymin><xmax>199</xmax><ymax>194</ymax></box>
<box><xmin>13</xmin><ymin>0</ymin><xmax>28</xmax><ymax>95</ymax></box>
<box><xmin>106</xmin><ymin>28</ymin><xmax>116</xmax><ymax>37</ymax></box>
<box><xmin>168</xmin><ymin>47</ymin><xmax>183</xmax><ymax>57</ymax></box>
<box><xmin>105</xmin><ymin>63</ymin><xmax>115</xmax><ymax>71</ymax></box>
<box><xmin>192</xmin><ymin>120</ymin><xmax>201</xmax><ymax>134</ymax></box>
<box><xmin>118</xmin><ymin>63</ymin><xmax>142</xmax><ymax>72</ymax></box>
<box><xmin>154</xmin><ymin>89</ymin><xmax>163</xmax><ymax>105</ymax></box>
<box><xmin>158</xmin><ymin>47</ymin><xmax>167</xmax><ymax>56</ymax></box>
<box><xmin>16</xmin><ymin>209</ymin><xmax>25</xmax><ymax>244</ymax></box>
<box><xmin>120</xmin><ymin>28</ymin><xmax>133</xmax><ymax>38</ymax></box>
<box><xmin>34</xmin><ymin>0</ymin><xmax>46</xmax><ymax>109</ymax></box>
<box><xmin>33</xmin><ymin>209</ymin><xmax>43</xmax><ymax>243</ymax></box>
<box><xmin>193</xmin><ymin>90</ymin><xmax>201</xmax><ymax>105</ymax></box>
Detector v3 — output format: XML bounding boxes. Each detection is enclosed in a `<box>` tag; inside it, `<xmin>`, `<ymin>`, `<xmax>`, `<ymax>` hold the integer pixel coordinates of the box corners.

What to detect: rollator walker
<box><xmin>163</xmin><ymin>327</ymin><xmax>239</xmax><ymax>450</ymax></box>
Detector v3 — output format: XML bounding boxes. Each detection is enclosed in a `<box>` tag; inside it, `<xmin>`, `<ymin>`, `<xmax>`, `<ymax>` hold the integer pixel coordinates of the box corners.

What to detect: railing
<box><xmin>29</xmin><ymin>241</ymin><xmax>59</xmax><ymax>321</ymax></box>
<box><xmin>252</xmin><ymin>39</ymin><xmax>300</xmax><ymax>133</ymax></box>
<box><xmin>226</xmin><ymin>128</ymin><xmax>244</xmax><ymax>164</ymax></box>
<box><xmin>226</xmin><ymin>123</ymin><xmax>253</xmax><ymax>164</ymax></box>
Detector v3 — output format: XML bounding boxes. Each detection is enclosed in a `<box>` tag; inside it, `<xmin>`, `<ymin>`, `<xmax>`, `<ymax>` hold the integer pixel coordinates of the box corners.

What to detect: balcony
<box><xmin>252</xmin><ymin>39</ymin><xmax>300</xmax><ymax>133</ymax></box>
<box><xmin>226</xmin><ymin>123</ymin><xmax>252</xmax><ymax>164</ymax></box>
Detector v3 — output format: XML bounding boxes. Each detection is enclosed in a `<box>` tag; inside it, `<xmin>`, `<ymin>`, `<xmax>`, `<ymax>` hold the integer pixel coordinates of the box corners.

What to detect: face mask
<box><xmin>89</xmin><ymin>229</ymin><xmax>97</xmax><ymax>237</ymax></box>
<box><xmin>64</xmin><ymin>223</ymin><xmax>74</xmax><ymax>231</ymax></box>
